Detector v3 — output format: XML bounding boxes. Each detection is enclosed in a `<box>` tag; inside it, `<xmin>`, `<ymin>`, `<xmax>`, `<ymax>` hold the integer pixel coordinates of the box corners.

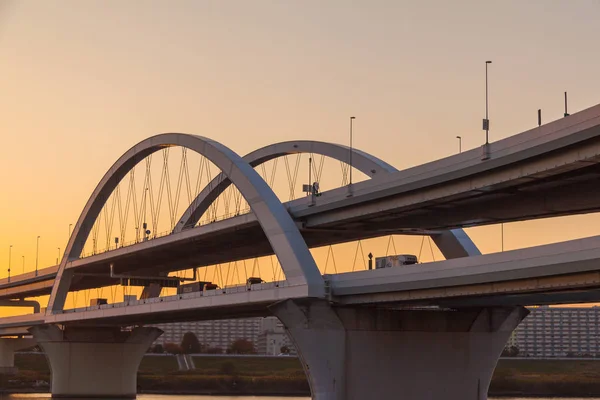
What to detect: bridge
<box><xmin>2</xmin><ymin>103</ymin><xmax>600</xmax><ymax>399</ymax></box>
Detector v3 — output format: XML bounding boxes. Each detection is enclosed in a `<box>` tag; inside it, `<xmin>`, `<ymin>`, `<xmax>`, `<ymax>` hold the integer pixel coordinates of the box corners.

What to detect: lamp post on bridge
<box><xmin>22</xmin><ymin>255</ymin><xmax>25</xmax><ymax>274</ymax></box>
<box><xmin>481</xmin><ymin>61</ymin><xmax>492</xmax><ymax>160</ymax></box>
<box><xmin>36</xmin><ymin>236</ymin><xmax>40</xmax><ymax>276</ymax></box>
<box><xmin>456</xmin><ymin>136</ymin><xmax>462</xmax><ymax>153</ymax></box>
<box><xmin>57</xmin><ymin>247</ymin><xmax>61</xmax><ymax>265</ymax></box>
<box><xmin>484</xmin><ymin>61</ymin><xmax>492</xmax><ymax>144</ymax></box>
<box><xmin>8</xmin><ymin>245</ymin><xmax>12</xmax><ymax>283</ymax></box>
<box><xmin>349</xmin><ymin>116</ymin><xmax>356</xmax><ymax>190</ymax></box>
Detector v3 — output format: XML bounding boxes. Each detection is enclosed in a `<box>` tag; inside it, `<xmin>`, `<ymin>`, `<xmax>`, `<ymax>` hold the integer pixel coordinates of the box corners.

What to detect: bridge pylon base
<box><xmin>29</xmin><ymin>325</ymin><xmax>162</xmax><ymax>399</ymax></box>
<box><xmin>0</xmin><ymin>338</ymin><xmax>36</xmax><ymax>375</ymax></box>
<box><xmin>270</xmin><ymin>300</ymin><xmax>528</xmax><ymax>400</ymax></box>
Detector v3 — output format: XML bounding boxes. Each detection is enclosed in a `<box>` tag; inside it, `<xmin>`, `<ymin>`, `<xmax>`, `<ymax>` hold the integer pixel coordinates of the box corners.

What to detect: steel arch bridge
<box><xmin>46</xmin><ymin>133</ymin><xmax>474</xmax><ymax>314</ymax></box>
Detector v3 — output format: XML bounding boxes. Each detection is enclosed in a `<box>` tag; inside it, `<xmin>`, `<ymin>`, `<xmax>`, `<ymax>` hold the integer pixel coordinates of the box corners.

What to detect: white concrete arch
<box><xmin>174</xmin><ymin>140</ymin><xmax>398</xmax><ymax>233</ymax></box>
<box><xmin>46</xmin><ymin>134</ymin><xmax>325</xmax><ymax>314</ymax></box>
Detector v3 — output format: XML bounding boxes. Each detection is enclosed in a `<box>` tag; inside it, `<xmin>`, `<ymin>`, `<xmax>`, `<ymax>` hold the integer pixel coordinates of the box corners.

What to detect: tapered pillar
<box><xmin>270</xmin><ymin>300</ymin><xmax>528</xmax><ymax>400</ymax></box>
<box><xmin>0</xmin><ymin>338</ymin><xmax>36</xmax><ymax>374</ymax></box>
<box><xmin>30</xmin><ymin>325</ymin><xmax>162</xmax><ymax>399</ymax></box>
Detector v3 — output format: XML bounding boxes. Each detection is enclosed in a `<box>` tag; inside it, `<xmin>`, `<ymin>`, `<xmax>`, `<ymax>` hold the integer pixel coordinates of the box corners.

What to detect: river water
<box><xmin>1</xmin><ymin>395</ymin><xmax>598</xmax><ymax>400</ymax></box>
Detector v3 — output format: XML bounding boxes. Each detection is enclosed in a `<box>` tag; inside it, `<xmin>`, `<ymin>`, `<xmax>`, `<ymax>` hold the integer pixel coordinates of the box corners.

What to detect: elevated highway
<box><xmin>3</xmin><ymin>103</ymin><xmax>600</xmax><ymax>301</ymax></box>
<box><xmin>4</xmin><ymin>232</ymin><xmax>600</xmax><ymax>334</ymax></box>
<box><xmin>3</xmin><ymin>104</ymin><xmax>600</xmax><ymax>400</ymax></box>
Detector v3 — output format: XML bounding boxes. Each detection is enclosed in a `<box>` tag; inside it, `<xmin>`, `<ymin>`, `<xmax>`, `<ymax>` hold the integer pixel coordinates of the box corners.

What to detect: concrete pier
<box><xmin>271</xmin><ymin>300</ymin><xmax>528</xmax><ymax>400</ymax></box>
<box><xmin>30</xmin><ymin>325</ymin><xmax>162</xmax><ymax>399</ymax></box>
<box><xmin>0</xmin><ymin>338</ymin><xmax>36</xmax><ymax>375</ymax></box>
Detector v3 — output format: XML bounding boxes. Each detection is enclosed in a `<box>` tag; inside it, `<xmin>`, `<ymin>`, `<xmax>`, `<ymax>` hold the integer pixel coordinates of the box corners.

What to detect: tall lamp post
<box><xmin>8</xmin><ymin>245</ymin><xmax>12</xmax><ymax>282</ymax></box>
<box><xmin>349</xmin><ymin>116</ymin><xmax>356</xmax><ymax>186</ymax></box>
<box><xmin>456</xmin><ymin>136</ymin><xmax>462</xmax><ymax>153</ymax></box>
<box><xmin>484</xmin><ymin>60</ymin><xmax>492</xmax><ymax>144</ymax></box>
<box><xmin>57</xmin><ymin>247</ymin><xmax>61</xmax><ymax>264</ymax></box>
<box><xmin>36</xmin><ymin>236</ymin><xmax>40</xmax><ymax>276</ymax></box>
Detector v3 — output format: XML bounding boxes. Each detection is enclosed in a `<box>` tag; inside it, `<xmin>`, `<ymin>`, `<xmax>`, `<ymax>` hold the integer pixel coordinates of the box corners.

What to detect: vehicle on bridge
<box><xmin>375</xmin><ymin>254</ymin><xmax>418</xmax><ymax>269</ymax></box>
<box><xmin>177</xmin><ymin>281</ymin><xmax>219</xmax><ymax>294</ymax></box>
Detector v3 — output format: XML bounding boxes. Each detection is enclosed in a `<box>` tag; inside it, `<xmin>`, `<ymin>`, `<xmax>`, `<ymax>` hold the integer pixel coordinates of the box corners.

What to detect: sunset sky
<box><xmin>1</xmin><ymin>1</ymin><xmax>600</xmax><ymax>310</ymax></box>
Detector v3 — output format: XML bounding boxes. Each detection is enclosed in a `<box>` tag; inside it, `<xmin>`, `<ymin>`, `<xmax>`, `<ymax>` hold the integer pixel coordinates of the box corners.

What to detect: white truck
<box><xmin>375</xmin><ymin>254</ymin><xmax>418</xmax><ymax>269</ymax></box>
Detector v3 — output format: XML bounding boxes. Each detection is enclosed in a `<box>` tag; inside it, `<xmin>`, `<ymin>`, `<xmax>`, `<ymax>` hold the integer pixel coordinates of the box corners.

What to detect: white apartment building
<box><xmin>152</xmin><ymin>318</ymin><xmax>263</xmax><ymax>351</ymax></box>
<box><xmin>151</xmin><ymin>316</ymin><xmax>297</xmax><ymax>355</ymax></box>
<box><xmin>509</xmin><ymin>306</ymin><xmax>600</xmax><ymax>357</ymax></box>
<box><xmin>256</xmin><ymin>317</ymin><xmax>297</xmax><ymax>356</ymax></box>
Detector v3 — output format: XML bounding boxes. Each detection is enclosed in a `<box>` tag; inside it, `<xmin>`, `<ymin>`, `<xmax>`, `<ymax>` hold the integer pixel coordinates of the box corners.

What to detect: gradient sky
<box><xmin>2</xmin><ymin>1</ymin><xmax>600</xmax><ymax>288</ymax></box>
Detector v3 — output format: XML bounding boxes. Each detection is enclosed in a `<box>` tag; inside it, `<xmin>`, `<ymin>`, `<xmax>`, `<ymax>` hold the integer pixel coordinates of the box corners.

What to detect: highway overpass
<box><xmin>2</xmin><ymin>103</ymin><xmax>600</xmax><ymax>302</ymax></box>
<box><xmin>2</xmin><ymin>103</ymin><xmax>600</xmax><ymax>400</ymax></box>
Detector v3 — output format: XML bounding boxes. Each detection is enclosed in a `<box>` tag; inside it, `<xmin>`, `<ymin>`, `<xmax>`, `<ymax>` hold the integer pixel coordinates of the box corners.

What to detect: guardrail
<box><xmin>59</xmin><ymin>280</ymin><xmax>288</xmax><ymax>314</ymax></box>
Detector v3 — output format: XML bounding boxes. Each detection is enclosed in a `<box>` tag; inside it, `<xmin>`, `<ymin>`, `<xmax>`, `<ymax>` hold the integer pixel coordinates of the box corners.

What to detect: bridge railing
<box><xmin>78</xmin><ymin>207</ymin><xmax>252</xmax><ymax>259</ymax></box>
<box><xmin>59</xmin><ymin>280</ymin><xmax>288</xmax><ymax>314</ymax></box>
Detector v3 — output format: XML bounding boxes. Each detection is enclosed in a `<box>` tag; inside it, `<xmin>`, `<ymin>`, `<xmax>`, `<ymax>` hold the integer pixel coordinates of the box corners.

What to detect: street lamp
<box><xmin>8</xmin><ymin>245</ymin><xmax>12</xmax><ymax>282</ymax></box>
<box><xmin>36</xmin><ymin>236</ymin><xmax>40</xmax><ymax>276</ymax></box>
<box><xmin>483</xmin><ymin>61</ymin><xmax>492</xmax><ymax>145</ymax></box>
<box><xmin>349</xmin><ymin>116</ymin><xmax>356</xmax><ymax>186</ymax></box>
<box><xmin>57</xmin><ymin>247</ymin><xmax>61</xmax><ymax>264</ymax></box>
<box><xmin>456</xmin><ymin>136</ymin><xmax>462</xmax><ymax>153</ymax></box>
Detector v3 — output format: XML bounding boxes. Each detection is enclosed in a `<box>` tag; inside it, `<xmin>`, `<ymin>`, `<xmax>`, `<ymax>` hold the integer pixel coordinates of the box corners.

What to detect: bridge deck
<box><xmin>331</xmin><ymin>234</ymin><xmax>600</xmax><ymax>306</ymax></box>
<box><xmin>3</xmin><ymin>234</ymin><xmax>600</xmax><ymax>335</ymax></box>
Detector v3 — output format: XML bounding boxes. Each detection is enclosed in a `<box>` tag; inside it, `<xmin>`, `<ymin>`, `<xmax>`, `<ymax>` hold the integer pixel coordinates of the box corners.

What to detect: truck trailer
<box><xmin>375</xmin><ymin>254</ymin><xmax>418</xmax><ymax>269</ymax></box>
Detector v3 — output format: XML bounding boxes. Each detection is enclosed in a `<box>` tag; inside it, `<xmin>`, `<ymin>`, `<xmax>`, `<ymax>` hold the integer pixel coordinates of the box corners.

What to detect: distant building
<box><xmin>506</xmin><ymin>331</ymin><xmax>518</xmax><ymax>348</ymax></box>
<box><xmin>151</xmin><ymin>316</ymin><xmax>297</xmax><ymax>355</ymax></box>
<box><xmin>152</xmin><ymin>318</ymin><xmax>263</xmax><ymax>351</ymax></box>
<box><xmin>506</xmin><ymin>306</ymin><xmax>600</xmax><ymax>358</ymax></box>
<box><xmin>256</xmin><ymin>317</ymin><xmax>296</xmax><ymax>356</ymax></box>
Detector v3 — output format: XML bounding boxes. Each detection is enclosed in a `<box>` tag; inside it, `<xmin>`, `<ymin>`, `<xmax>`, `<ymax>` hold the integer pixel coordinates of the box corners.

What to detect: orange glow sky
<box><xmin>1</xmin><ymin>1</ymin><xmax>600</xmax><ymax>311</ymax></box>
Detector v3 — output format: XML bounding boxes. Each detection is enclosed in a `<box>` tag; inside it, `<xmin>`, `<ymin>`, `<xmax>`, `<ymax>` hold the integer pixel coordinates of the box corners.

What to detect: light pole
<box><xmin>22</xmin><ymin>255</ymin><xmax>25</xmax><ymax>274</ymax></box>
<box><xmin>456</xmin><ymin>136</ymin><xmax>462</xmax><ymax>153</ymax></box>
<box><xmin>143</xmin><ymin>187</ymin><xmax>149</xmax><ymax>239</ymax></box>
<box><xmin>484</xmin><ymin>61</ymin><xmax>492</xmax><ymax>144</ymax></box>
<box><xmin>57</xmin><ymin>247</ymin><xmax>61</xmax><ymax>264</ymax></box>
<box><xmin>349</xmin><ymin>116</ymin><xmax>356</xmax><ymax>186</ymax></box>
<box><xmin>8</xmin><ymin>245</ymin><xmax>12</xmax><ymax>282</ymax></box>
<box><xmin>36</xmin><ymin>236</ymin><xmax>40</xmax><ymax>276</ymax></box>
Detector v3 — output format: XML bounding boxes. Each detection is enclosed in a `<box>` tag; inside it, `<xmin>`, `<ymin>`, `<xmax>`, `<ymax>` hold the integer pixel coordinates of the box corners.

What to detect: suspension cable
<box><xmin>418</xmin><ymin>236</ymin><xmax>425</xmax><ymax>261</ymax></box>
<box><xmin>428</xmin><ymin>237</ymin><xmax>436</xmax><ymax>262</ymax></box>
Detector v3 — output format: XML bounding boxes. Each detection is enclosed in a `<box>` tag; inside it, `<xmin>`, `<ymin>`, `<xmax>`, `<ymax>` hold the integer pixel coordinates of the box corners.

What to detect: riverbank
<box><xmin>4</xmin><ymin>354</ymin><xmax>600</xmax><ymax>397</ymax></box>
<box><xmin>490</xmin><ymin>359</ymin><xmax>600</xmax><ymax>397</ymax></box>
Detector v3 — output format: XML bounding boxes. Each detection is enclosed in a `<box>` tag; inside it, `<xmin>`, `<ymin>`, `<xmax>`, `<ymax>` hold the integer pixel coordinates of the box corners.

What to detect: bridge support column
<box><xmin>29</xmin><ymin>325</ymin><xmax>162</xmax><ymax>399</ymax></box>
<box><xmin>0</xmin><ymin>338</ymin><xmax>36</xmax><ymax>374</ymax></box>
<box><xmin>270</xmin><ymin>300</ymin><xmax>528</xmax><ymax>400</ymax></box>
